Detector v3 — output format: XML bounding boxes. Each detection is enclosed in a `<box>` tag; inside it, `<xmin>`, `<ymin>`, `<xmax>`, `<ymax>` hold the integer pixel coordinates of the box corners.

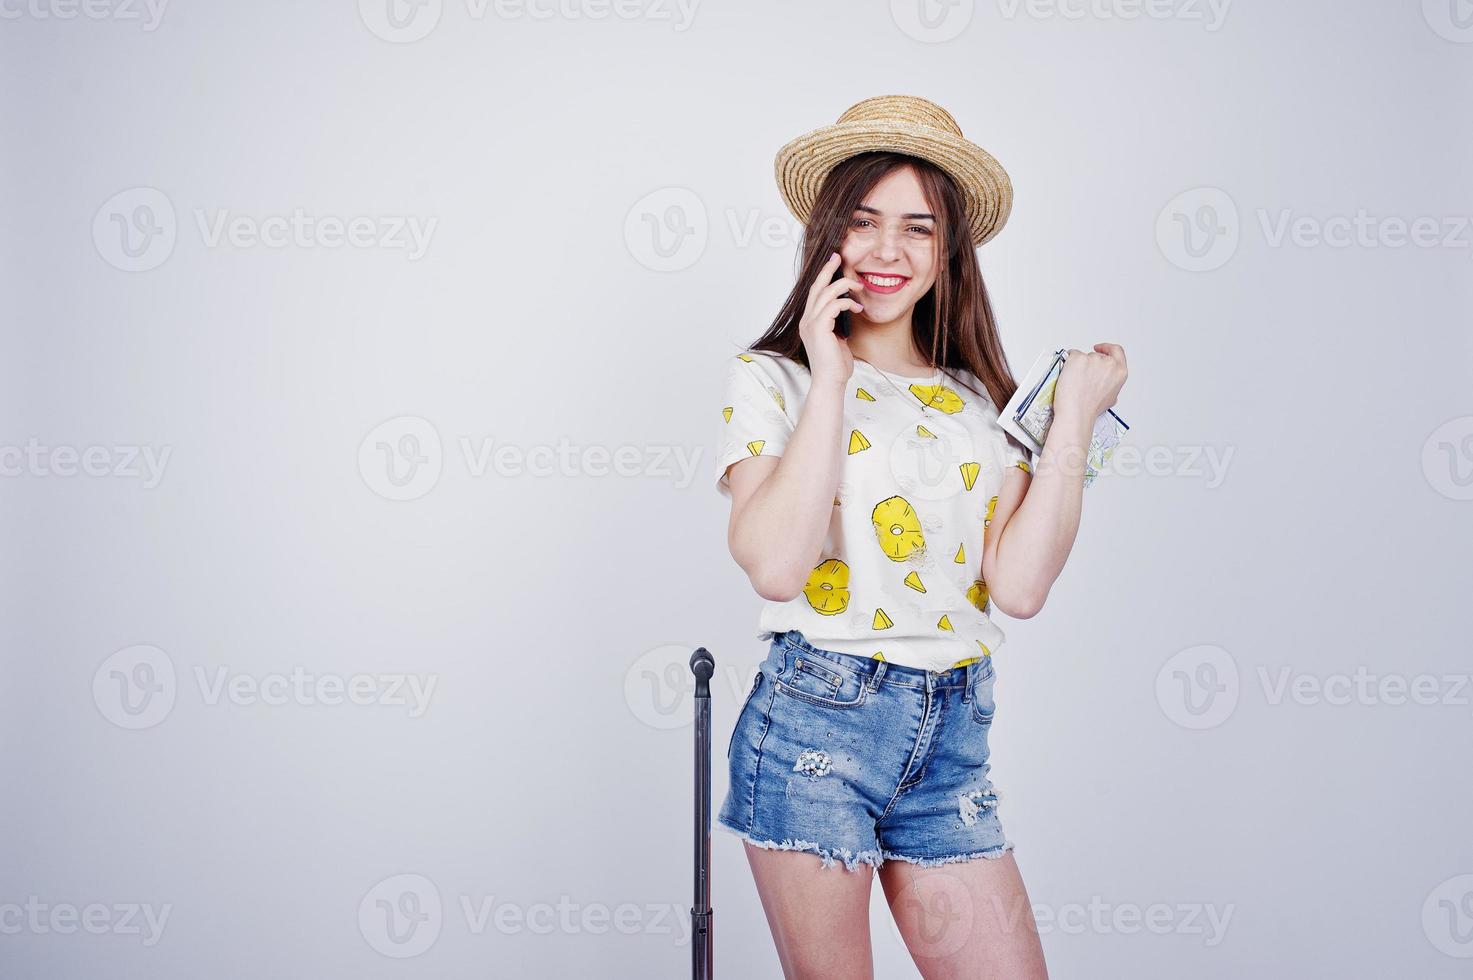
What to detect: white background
<box><xmin>3</xmin><ymin>0</ymin><xmax>1472</xmax><ymax>976</ymax></box>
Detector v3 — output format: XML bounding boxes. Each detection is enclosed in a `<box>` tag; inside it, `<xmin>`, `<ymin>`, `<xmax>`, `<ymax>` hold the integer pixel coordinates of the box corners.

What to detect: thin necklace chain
<box><xmin>858</xmin><ymin>357</ymin><xmax>942</xmax><ymax>416</ymax></box>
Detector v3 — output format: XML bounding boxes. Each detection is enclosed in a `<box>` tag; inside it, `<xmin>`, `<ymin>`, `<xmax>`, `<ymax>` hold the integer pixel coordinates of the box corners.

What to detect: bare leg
<box><xmin>743</xmin><ymin>841</ymin><xmax>877</xmax><ymax>979</ymax></box>
<box><xmin>879</xmin><ymin>852</ymin><xmax>1048</xmax><ymax>980</ymax></box>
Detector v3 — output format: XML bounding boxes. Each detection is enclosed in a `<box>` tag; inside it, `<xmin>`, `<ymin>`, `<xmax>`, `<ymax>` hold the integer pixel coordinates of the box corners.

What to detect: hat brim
<box><xmin>774</xmin><ymin>120</ymin><xmax>1013</xmax><ymax>247</ymax></box>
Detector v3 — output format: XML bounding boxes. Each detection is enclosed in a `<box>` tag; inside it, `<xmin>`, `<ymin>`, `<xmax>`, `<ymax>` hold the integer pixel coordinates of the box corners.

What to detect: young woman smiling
<box><xmin>713</xmin><ymin>96</ymin><xmax>1126</xmax><ymax>979</ymax></box>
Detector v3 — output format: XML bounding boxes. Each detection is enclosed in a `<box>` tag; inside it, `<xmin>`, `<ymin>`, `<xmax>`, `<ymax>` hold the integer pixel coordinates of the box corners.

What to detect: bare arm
<box><xmin>724</xmin><ymin>376</ymin><xmax>848</xmax><ymax>601</ymax></box>
<box><xmin>723</xmin><ymin>251</ymin><xmax>862</xmax><ymax>601</ymax></box>
<box><xmin>982</xmin><ymin>343</ymin><xmax>1128</xmax><ymax>619</ymax></box>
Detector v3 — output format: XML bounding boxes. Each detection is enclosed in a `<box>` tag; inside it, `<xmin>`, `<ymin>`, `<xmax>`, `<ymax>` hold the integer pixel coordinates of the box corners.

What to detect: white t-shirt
<box><xmin>715</xmin><ymin>349</ymin><xmax>1032</xmax><ymax>673</ymax></box>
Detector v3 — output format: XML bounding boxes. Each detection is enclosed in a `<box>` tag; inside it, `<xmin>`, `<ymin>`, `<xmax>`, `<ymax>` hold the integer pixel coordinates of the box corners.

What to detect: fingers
<box><xmin>807</xmin><ymin>251</ymin><xmax>844</xmax><ymax>310</ymax></box>
<box><xmin>821</xmin><ymin>297</ymin><xmax>863</xmax><ymax>321</ymax></box>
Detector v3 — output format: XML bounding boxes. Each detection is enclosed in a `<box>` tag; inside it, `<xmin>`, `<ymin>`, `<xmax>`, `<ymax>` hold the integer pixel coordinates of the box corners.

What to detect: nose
<box><xmin>870</xmin><ymin>224</ymin><xmax>906</xmax><ymax>262</ymax></box>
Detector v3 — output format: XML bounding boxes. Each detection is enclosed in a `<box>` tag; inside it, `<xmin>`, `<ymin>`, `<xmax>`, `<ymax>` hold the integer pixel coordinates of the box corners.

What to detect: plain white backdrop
<box><xmin>3</xmin><ymin>0</ymin><xmax>1472</xmax><ymax>976</ymax></box>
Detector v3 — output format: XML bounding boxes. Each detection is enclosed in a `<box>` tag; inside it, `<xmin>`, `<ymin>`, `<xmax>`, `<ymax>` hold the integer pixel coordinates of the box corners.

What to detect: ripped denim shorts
<box><xmin>717</xmin><ymin>628</ymin><xmax>1012</xmax><ymax>873</ymax></box>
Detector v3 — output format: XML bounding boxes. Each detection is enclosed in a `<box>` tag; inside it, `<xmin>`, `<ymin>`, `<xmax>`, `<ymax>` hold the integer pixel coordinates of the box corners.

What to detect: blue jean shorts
<box><xmin>717</xmin><ymin>628</ymin><xmax>1012</xmax><ymax>873</ymax></box>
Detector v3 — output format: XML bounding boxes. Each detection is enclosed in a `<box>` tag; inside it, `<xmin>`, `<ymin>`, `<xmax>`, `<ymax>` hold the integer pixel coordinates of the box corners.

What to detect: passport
<box><xmin>998</xmin><ymin>348</ymin><xmax>1130</xmax><ymax>488</ymax></box>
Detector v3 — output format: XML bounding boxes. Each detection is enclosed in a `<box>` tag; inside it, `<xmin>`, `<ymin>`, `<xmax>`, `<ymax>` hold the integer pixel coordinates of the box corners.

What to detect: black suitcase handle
<box><xmin>689</xmin><ymin>648</ymin><xmax>715</xmax><ymax>980</ymax></box>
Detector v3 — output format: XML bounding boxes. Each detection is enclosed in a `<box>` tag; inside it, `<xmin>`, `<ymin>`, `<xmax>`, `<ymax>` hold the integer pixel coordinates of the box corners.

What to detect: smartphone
<box><xmin>833</xmin><ymin>267</ymin><xmax>852</xmax><ymax>338</ymax></box>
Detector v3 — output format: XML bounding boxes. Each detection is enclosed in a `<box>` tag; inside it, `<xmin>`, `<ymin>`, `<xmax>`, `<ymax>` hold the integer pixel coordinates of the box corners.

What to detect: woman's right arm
<box><xmin>724</xmin><ymin>251</ymin><xmax>862</xmax><ymax>601</ymax></box>
<box><xmin>723</xmin><ymin>376</ymin><xmax>849</xmax><ymax>600</ymax></box>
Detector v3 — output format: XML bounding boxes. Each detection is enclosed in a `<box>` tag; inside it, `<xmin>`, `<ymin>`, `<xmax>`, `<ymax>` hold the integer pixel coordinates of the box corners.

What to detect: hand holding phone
<box><xmin>799</xmin><ymin>251</ymin><xmax>861</xmax><ymax>387</ymax></box>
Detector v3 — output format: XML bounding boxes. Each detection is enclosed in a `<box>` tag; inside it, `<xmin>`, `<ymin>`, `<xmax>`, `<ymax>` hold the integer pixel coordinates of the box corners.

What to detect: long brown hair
<box><xmin>746</xmin><ymin>151</ymin><xmax>1021</xmax><ymax>417</ymax></box>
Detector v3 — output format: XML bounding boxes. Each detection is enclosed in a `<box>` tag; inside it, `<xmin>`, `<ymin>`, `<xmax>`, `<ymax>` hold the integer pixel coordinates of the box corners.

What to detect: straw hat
<box><xmin>773</xmin><ymin>94</ymin><xmax>1013</xmax><ymax>248</ymax></box>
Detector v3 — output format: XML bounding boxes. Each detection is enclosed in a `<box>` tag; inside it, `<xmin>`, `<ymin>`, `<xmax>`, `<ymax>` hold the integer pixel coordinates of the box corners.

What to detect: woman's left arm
<box><xmin>982</xmin><ymin>343</ymin><xmax>1128</xmax><ymax>619</ymax></box>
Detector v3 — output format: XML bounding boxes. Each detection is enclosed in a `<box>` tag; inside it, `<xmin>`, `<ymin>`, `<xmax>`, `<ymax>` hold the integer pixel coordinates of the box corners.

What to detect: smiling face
<box><xmin>839</xmin><ymin>165</ymin><xmax>939</xmax><ymax>328</ymax></box>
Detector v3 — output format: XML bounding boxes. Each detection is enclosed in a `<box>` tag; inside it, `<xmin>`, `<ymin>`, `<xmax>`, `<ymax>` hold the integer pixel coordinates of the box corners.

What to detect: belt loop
<box><xmin>962</xmin><ymin>662</ymin><xmax>974</xmax><ymax>703</ymax></box>
<box><xmin>869</xmin><ymin>660</ymin><xmax>887</xmax><ymax>693</ymax></box>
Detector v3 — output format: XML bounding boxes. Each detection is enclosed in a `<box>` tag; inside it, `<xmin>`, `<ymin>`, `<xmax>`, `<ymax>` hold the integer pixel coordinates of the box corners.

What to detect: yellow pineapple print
<box><xmin>803</xmin><ymin>559</ymin><xmax>850</xmax><ymax>616</ymax></box>
<box><xmin>871</xmin><ymin>495</ymin><xmax>926</xmax><ymax>561</ymax></box>
<box><xmin>848</xmin><ymin>430</ymin><xmax>871</xmax><ymax>455</ymax></box>
<box><xmin>966</xmin><ymin>579</ymin><xmax>990</xmax><ymax>612</ymax></box>
<box><xmin>903</xmin><ymin>571</ymin><xmax>925</xmax><ymax>593</ymax></box>
<box><xmin>959</xmin><ymin>461</ymin><xmax>980</xmax><ymax>490</ymax></box>
<box><xmin>907</xmin><ymin>383</ymin><xmax>965</xmax><ymax>414</ymax></box>
<box><xmin>985</xmin><ymin>495</ymin><xmax>998</xmax><ymax>528</ymax></box>
<box><xmin>872</xmin><ymin>607</ymin><xmax>894</xmax><ymax>630</ymax></box>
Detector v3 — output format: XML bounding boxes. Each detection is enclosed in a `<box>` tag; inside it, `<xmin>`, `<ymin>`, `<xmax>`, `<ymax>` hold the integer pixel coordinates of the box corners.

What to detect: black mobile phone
<box><xmin>833</xmin><ymin>268</ymin><xmax>852</xmax><ymax>338</ymax></box>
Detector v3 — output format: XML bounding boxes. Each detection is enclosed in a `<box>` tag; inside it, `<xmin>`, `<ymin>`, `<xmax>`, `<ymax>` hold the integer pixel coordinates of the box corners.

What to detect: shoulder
<box><xmin>949</xmin><ymin>368</ymin><xmax>999</xmax><ymax>415</ymax></box>
<box><xmin>720</xmin><ymin>349</ymin><xmax>811</xmax><ymax>397</ymax></box>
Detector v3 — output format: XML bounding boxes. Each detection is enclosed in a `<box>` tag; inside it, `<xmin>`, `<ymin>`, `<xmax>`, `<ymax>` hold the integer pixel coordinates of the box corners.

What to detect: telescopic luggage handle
<box><xmin>689</xmin><ymin>647</ymin><xmax>715</xmax><ymax>980</ymax></box>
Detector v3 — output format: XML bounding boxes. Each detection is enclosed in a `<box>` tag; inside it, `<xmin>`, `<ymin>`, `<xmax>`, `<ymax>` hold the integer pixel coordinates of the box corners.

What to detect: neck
<box><xmin>845</xmin><ymin>313</ymin><xmax>932</xmax><ymax>374</ymax></box>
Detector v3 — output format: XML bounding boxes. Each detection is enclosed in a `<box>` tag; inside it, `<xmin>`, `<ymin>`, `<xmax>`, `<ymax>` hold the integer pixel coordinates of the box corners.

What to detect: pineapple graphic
<box><xmin>966</xmin><ymin>579</ymin><xmax>990</xmax><ymax>613</ymax></box>
<box><xmin>907</xmin><ymin>383</ymin><xmax>965</xmax><ymax>414</ymax></box>
<box><xmin>871</xmin><ymin>495</ymin><xmax>927</xmax><ymax>561</ymax></box>
<box><xmin>803</xmin><ymin>559</ymin><xmax>850</xmax><ymax>616</ymax></box>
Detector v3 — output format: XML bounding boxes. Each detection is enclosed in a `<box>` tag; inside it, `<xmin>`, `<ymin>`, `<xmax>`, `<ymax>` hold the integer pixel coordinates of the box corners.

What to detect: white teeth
<box><xmin>864</xmin><ymin>274</ymin><xmax>904</xmax><ymax>287</ymax></box>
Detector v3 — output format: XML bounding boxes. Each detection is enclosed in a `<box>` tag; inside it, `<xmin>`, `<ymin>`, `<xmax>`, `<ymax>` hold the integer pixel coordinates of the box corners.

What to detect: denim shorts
<box><xmin>717</xmin><ymin>628</ymin><xmax>1012</xmax><ymax>873</ymax></box>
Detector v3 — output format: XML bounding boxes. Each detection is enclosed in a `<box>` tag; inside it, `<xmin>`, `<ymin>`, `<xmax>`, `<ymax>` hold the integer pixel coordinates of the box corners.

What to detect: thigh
<box><xmin>878</xmin><ymin>852</ymin><xmax>1048</xmax><ymax>980</ymax></box>
<box><xmin>745</xmin><ymin>842</ymin><xmax>876</xmax><ymax>980</ymax></box>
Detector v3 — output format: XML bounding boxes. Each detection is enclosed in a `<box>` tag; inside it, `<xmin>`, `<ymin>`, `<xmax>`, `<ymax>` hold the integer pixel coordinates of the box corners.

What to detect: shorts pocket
<box><xmin>969</xmin><ymin>660</ymin><xmax>997</xmax><ymax>724</ymax></box>
<box><xmin>727</xmin><ymin>670</ymin><xmax>765</xmax><ymax>758</ymax></box>
<box><xmin>776</xmin><ymin>654</ymin><xmax>868</xmax><ymax>709</ymax></box>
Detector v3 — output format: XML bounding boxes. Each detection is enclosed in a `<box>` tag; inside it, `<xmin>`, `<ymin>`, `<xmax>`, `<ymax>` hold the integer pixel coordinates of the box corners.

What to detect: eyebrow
<box><xmin>854</xmin><ymin>204</ymin><xmax>935</xmax><ymax>221</ymax></box>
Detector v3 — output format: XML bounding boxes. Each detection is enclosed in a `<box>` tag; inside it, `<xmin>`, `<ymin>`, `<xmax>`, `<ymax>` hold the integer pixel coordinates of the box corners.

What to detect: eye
<box><xmin>851</xmin><ymin>218</ymin><xmax>874</xmax><ymax>229</ymax></box>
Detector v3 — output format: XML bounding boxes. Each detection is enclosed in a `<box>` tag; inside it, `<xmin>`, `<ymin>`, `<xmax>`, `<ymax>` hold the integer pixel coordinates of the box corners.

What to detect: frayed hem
<box><xmin>717</xmin><ymin>820</ymin><xmax>883</xmax><ymax>873</ymax></box>
<box><xmin>880</xmin><ymin>841</ymin><xmax>1014</xmax><ymax>868</ymax></box>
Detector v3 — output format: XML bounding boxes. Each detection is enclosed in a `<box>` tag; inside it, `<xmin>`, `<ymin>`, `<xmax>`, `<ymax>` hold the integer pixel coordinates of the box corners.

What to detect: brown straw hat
<box><xmin>774</xmin><ymin>94</ymin><xmax>1013</xmax><ymax>247</ymax></box>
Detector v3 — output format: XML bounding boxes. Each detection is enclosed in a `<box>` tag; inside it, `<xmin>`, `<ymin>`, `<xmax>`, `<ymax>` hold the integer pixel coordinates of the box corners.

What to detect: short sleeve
<box><xmin>714</xmin><ymin>353</ymin><xmax>794</xmax><ymax>498</ymax></box>
<box><xmin>1004</xmin><ymin>434</ymin><xmax>1032</xmax><ymax>476</ymax></box>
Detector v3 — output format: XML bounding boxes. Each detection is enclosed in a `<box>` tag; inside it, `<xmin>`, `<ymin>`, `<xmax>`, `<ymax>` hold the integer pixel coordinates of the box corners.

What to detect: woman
<box><xmin>712</xmin><ymin>95</ymin><xmax>1128</xmax><ymax>978</ymax></box>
